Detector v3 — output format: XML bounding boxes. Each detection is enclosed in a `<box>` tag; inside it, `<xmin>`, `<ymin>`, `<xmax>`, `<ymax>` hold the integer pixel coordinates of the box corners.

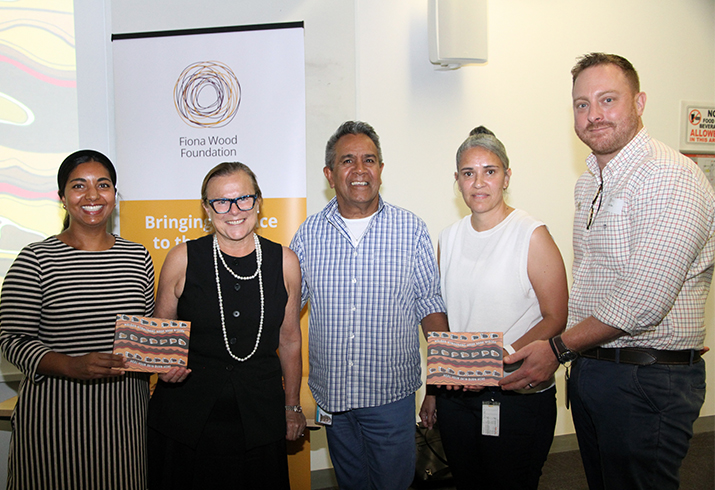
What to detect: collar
<box><xmin>322</xmin><ymin>195</ymin><xmax>386</xmax><ymax>244</ymax></box>
<box><xmin>586</xmin><ymin>127</ymin><xmax>650</xmax><ymax>182</ymax></box>
<box><xmin>323</xmin><ymin>195</ymin><xmax>386</xmax><ymax>222</ymax></box>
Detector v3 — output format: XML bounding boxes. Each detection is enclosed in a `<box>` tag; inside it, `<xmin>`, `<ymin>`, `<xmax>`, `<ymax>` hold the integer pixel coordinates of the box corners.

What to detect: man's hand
<box><xmin>498</xmin><ymin>339</ymin><xmax>559</xmax><ymax>391</ymax></box>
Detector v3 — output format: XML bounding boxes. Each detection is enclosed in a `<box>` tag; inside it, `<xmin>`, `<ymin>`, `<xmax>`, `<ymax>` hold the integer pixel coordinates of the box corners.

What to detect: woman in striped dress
<box><xmin>0</xmin><ymin>150</ymin><xmax>157</xmax><ymax>489</ymax></box>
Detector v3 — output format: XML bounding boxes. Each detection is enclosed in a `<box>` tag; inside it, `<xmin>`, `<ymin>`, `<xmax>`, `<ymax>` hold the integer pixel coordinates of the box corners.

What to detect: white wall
<box><xmin>106</xmin><ymin>0</ymin><xmax>715</xmax><ymax>473</ymax></box>
<box><xmin>352</xmin><ymin>0</ymin><xmax>715</xmax><ymax>447</ymax></box>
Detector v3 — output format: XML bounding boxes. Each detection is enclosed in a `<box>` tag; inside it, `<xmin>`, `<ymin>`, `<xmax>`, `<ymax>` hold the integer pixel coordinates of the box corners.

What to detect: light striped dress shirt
<box><xmin>569</xmin><ymin>128</ymin><xmax>715</xmax><ymax>350</ymax></box>
<box><xmin>290</xmin><ymin>197</ymin><xmax>445</xmax><ymax>412</ymax></box>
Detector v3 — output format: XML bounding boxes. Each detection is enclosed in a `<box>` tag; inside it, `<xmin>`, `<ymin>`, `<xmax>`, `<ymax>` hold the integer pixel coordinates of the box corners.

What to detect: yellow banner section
<box><xmin>119</xmin><ymin>197</ymin><xmax>306</xmax><ymax>277</ymax></box>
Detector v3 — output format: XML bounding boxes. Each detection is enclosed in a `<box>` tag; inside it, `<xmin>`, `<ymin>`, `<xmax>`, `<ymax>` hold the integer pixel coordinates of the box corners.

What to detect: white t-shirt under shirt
<box><xmin>439</xmin><ymin>209</ymin><xmax>544</xmax><ymax>346</ymax></box>
<box><xmin>341</xmin><ymin>213</ymin><xmax>375</xmax><ymax>247</ymax></box>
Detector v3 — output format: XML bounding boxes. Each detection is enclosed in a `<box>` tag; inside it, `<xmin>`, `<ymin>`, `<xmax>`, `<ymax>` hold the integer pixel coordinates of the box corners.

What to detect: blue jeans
<box><xmin>570</xmin><ymin>357</ymin><xmax>706</xmax><ymax>490</ymax></box>
<box><xmin>436</xmin><ymin>387</ymin><xmax>556</xmax><ymax>490</ymax></box>
<box><xmin>325</xmin><ymin>394</ymin><xmax>416</xmax><ymax>490</ymax></box>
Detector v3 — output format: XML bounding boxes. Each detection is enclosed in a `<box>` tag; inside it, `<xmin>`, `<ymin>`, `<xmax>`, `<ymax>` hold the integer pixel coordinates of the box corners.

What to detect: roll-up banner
<box><xmin>112</xmin><ymin>23</ymin><xmax>306</xmax><ymax>274</ymax></box>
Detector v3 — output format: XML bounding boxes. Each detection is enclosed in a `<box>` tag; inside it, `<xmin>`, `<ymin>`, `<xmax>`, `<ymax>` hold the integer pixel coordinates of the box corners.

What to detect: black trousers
<box><xmin>436</xmin><ymin>386</ymin><xmax>556</xmax><ymax>490</ymax></box>
<box><xmin>148</xmin><ymin>380</ymin><xmax>290</xmax><ymax>490</ymax></box>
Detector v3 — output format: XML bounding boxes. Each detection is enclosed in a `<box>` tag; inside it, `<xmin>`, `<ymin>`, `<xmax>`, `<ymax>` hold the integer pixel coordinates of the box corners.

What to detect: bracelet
<box><xmin>504</xmin><ymin>344</ymin><xmax>516</xmax><ymax>356</ymax></box>
<box><xmin>285</xmin><ymin>405</ymin><xmax>303</xmax><ymax>413</ymax></box>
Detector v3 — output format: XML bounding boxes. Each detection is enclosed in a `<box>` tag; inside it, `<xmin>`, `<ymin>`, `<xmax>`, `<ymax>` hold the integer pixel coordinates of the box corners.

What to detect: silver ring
<box><xmin>527</xmin><ymin>383</ymin><xmax>534</xmax><ymax>389</ymax></box>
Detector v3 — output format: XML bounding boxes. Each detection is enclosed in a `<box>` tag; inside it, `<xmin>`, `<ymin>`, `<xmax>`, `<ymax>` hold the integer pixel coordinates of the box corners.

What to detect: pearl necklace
<box><xmin>212</xmin><ymin>233</ymin><xmax>264</xmax><ymax>362</ymax></box>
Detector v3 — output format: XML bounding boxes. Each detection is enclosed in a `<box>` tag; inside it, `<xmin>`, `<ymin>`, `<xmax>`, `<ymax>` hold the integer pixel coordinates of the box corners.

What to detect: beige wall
<box><xmin>352</xmin><ymin>0</ymin><xmax>715</xmax><ymax>451</ymax></box>
<box><xmin>110</xmin><ymin>0</ymin><xmax>715</xmax><ymax>472</ymax></box>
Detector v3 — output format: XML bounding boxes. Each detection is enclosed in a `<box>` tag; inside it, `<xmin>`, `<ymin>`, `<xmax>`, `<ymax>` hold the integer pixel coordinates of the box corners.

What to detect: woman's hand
<box><xmin>65</xmin><ymin>352</ymin><xmax>127</xmax><ymax>380</ymax></box>
<box><xmin>285</xmin><ymin>409</ymin><xmax>307</xmax><ymax>441</ymax></box>
<box><xmin>158</xmin><ymin>366</ymin><xmax>192</xmax><ymax>383</ymax></box>
<box><xmin>419</xmin><ymin>395</ymin><xmax>437</xmax><ymax>429</ymax></box>
<box><xmin>461</xmin><ymin>385</ymin><xmax>486</xmax><ymax>392</ymax></box>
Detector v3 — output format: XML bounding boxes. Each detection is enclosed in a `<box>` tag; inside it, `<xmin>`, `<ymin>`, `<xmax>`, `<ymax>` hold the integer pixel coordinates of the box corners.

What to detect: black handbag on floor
<box><xmin>413</xmin><ymin>422</ymin><xmax>453</xmax><ymax>488</ymax></box>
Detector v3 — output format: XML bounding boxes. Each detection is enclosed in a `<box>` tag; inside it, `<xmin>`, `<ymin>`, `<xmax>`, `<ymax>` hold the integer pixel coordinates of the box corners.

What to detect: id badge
<box><xmin>316</xmin><ymin>405</ymin><xmax>333</xmax><ymax>426</ymax></box>
<box><xmin>482</xmin><ymin>401</ymin><xmax>500</xmax><ymax>437</ymax></box>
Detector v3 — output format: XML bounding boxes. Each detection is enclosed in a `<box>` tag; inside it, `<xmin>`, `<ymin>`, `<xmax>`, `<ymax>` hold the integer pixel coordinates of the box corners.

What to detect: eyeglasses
<box><xmin>207</xmin><ymin>195</ymin><xmax>258</xmax><ymax>214</ymax></box>
<box><xmin>586</xmin><ymin>183</ymin><xmax>603</xmax><ymax>230</ymax></box>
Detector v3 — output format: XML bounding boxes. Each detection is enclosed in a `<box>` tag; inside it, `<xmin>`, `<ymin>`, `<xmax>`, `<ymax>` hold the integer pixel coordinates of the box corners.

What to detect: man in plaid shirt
<box><xmin>500</xmin><ymin>53</ymin><xmax>715</xmax><ymax>490</ymax></box>
<box><xmin>291</xmin><ymin>121</ymin><xmax>448</xmax><ymax>490</ymax></box>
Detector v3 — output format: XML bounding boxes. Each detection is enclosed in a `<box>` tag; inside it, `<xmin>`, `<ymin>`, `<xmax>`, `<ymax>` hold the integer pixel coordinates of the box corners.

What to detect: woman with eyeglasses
<box><xmin>147</xmin><ymin>162</ymin><xmax>305</xmax><ymax>489</ymax></box>
<box><xmin>419</xmin><ymin>127</ymin><xmax>568</xmax><ymax>490</ymax></box>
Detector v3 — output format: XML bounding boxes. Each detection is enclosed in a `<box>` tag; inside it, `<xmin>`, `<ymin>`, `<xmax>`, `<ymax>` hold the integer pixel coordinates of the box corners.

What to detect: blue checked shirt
<box><xmin>290</xmin><ymin>196</ymin><xmax>446</xmax><ymax>412</ymax></box>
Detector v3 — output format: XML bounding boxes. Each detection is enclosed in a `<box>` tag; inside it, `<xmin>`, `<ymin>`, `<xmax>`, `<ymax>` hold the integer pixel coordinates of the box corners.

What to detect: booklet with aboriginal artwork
<box><xmin>113</xmin><ymin>314</ymin><xmax>191</xmax><ymax>373</ymax></box>
<box><xmin>426</xmin><ymin>331</ymin><xmax>503</xmax><ymax>386</ymax></box>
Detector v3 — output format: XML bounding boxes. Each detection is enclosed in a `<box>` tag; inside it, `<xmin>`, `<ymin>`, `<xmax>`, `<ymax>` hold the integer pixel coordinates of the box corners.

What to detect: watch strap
<box><xmin>553</xmin><ymin>335</ymin><xmax>569</xmax><ymax>355</ymax></box>
<box><xmin>548</xmin><ymin>337</ymin><xmax>561</xmax><ymax>362</ymax></box>
<box><xmin>551</xmin><ymin>334</ymin><xmax>577</xmax><ymax>364</ymax></box>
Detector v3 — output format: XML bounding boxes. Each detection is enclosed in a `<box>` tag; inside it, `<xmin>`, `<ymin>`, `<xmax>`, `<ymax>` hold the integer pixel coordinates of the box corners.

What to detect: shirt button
<box><xmin>234</xmin><ymin>283</ymin><xmax>241</xmax><ymax>291</ymax></box>
<box><xmin>230</xmin><ymin>338</ymin><xmax>237</xmax><ymax>345</ymax></box>
<box><xmin>233</xmin><ymin>311</ymin><xmax>240</xmax><ymax>317</ymax></box>
<box><xmin>226</xmin><ymin>365</ymin><xmax>234</xmax><ymax>371</ymax></box>
<box><xmin>348</xmin><ymin>361</ymin><xmax>353</xmax><ymax>367</ymax></box>
<box><xmin>352</xmin><ymin>278</ymin><xmax>357</xmax><ymax>283</ymax></box>
<box><xmin>351</xmin><ymin>306</ymin><xmax>356</xmax><ymax>312</ymax></box>
<box><xmin>350</xmin><ymin>334</ymin><xmax>355</xmax><ymax>339</ymax></box>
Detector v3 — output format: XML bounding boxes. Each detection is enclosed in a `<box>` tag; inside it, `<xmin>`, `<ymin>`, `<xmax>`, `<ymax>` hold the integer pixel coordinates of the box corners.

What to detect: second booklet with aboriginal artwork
<box><xmin>426</xmin><ymin>331</ymin><xmax>503</xmax><ymax>386</ymax></box>
<box><xmin>113</xmin><ymin>314</ymin><xmax>191</xmax><ymax>373</ymax></box>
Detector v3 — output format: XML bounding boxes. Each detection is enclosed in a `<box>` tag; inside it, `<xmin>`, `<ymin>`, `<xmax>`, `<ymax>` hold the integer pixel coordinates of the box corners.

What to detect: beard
<box><xmin>576</xmin><ymin>111</ymin><xmax>641</xmax><ymax>158</ymax></box>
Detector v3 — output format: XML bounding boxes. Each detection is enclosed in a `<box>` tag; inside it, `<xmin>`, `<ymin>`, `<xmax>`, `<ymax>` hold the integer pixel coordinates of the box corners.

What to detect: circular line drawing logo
<box><xmin>174</xmin><ymin>61</ymin><xmax>241</xmax><ymax>128</ymax></box>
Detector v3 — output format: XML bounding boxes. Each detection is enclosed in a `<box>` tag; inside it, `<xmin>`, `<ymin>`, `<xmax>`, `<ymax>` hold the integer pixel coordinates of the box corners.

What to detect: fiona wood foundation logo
<box><xmin>174</xmin><ymin>60</ymin><xmax>241</xmax><ymax>128</ymax></box>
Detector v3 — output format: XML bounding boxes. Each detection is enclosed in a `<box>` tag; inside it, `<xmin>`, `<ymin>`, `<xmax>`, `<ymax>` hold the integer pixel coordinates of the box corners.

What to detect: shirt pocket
<box><xmin>588</xmin><ymin>196</ymin><xmax>630</xmax><ymax>271</ymax></box>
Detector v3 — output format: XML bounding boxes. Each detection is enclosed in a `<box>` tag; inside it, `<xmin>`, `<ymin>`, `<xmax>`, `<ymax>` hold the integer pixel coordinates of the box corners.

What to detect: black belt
<box><xmin>580</xmin><ymin>347</ymin><xmax>701</xmax><ymax>366</ymax></box>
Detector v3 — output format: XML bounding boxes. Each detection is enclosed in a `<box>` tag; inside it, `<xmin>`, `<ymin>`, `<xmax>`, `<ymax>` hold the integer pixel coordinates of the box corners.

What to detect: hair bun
<box><xmin>469</xmin><ymin>126</ymin><xmax>495</xmax><ymax>137</ymax></box>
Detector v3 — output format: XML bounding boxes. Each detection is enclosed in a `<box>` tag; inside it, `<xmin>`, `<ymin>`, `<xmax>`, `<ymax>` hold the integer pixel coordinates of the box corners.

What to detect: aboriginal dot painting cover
<box><xmin>426</xmin><ymin>331</ymin><xmax>503</xmax><ymax>386</ymax></box>
<box><xmin>113</xmin><ymin>314</ymin><xmax>191</xmax><ymax>373</ymax></box>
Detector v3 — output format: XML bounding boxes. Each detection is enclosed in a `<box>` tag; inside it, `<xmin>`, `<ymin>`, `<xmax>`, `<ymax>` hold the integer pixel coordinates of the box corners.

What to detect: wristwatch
<box><xmin>549</xmin><ymin>335</ymin><xmax>578</xmax><ymax>364</ymax></box>
<box><xmin>285</xmin><ymin>405</ymin><xmax>303</xmax><ymax>413</ymax></box>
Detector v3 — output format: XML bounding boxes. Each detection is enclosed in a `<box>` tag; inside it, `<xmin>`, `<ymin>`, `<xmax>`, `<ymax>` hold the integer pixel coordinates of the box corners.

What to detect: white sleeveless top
<box><xmin>439</xmin><ymin>209</ymin><xmax>544</xmax><ymax>346</ymax></box>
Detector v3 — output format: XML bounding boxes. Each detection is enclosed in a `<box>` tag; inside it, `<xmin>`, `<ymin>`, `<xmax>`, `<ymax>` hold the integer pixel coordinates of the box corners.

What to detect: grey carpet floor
<box><xmin>317</xmin><ymin>431</ymin><xmax>714</xmax><ymax>489</ymax></box>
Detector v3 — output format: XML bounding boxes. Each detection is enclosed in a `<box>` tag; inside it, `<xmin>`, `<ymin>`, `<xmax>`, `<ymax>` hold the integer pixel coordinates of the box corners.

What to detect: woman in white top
<box><xmin>420</xmin><ymin>127</ymin><xmax>568</xmax><ymax>490</ymax></box>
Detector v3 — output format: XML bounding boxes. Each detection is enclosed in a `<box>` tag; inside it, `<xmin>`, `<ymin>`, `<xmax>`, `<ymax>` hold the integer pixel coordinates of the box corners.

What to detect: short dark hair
<box><xmin>57</xmin><ymin>150</ymin><xmax>117</xmax><ymax>230</ymax></box>
<box><xmin>200</xmin><ymin>161</ymin><xmax>262</xmax><ymax>203</ymax></box>
<box><xmin>571</xmin><ymin>52</ymin><xmax>640</xmax><ymax>93</ymax></box>
<box><xmin>325</xmin><ymin>121</ymin><xmax>383</xmax><ymax>170</ymax></box>
<box><xmin>456</xmin><ymin>126</ymin><xmax>509</xmax><ymax>170</ymax></box>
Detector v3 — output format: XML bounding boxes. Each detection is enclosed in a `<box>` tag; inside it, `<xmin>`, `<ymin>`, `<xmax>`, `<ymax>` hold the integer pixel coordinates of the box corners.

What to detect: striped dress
<box><xmin>0</xmin><ymin>236</ymin><xmax>155</xmax><ymax>490</ymax></box>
